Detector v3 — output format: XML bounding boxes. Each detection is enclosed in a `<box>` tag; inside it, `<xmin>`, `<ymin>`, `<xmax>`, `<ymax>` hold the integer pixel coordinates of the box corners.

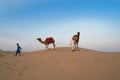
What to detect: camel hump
<box><xmin>45</xmin><ymin>37</ymin><xmax>54</xmax><ymax>44</ymax></box>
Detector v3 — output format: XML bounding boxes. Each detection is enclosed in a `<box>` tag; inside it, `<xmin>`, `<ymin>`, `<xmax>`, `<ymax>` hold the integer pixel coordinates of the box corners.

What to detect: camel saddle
<box><xmin>45</xmin><ymin>37</ymin><xmax>54</xmax><ymax>44</ymax></box>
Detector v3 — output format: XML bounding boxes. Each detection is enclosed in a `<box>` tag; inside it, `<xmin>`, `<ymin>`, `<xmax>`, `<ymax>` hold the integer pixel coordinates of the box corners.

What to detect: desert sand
<box><xmin>0</xmin><ymin>47</ymin><xmax>120</xmax><ymax>80</ymax></box>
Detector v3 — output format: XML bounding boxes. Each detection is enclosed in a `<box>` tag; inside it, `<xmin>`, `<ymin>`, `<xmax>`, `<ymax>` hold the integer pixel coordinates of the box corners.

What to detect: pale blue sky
<box><xmin>0</xmin><ymin>0</ymin><xmax>120</xmax><ymax>52</ymax></box>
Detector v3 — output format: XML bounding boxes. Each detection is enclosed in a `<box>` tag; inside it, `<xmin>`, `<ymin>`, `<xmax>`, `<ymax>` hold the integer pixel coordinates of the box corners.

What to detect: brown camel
<box><xmin>72</xmin><ymin>32</ymin><xmax>80</xmax><ymax>51</ymax></box>
<box><xmin>37</xmin><ymin>37</ymin><xmax>55</xmax><ymax>50</ymax></box>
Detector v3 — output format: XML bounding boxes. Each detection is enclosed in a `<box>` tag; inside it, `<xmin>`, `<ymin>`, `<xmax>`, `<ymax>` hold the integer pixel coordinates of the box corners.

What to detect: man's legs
<box><xmin>15</xmin><ymin>50</ymin><xmax>20</xmax><ymax>56</ymax></box>
<box><xmin>18</xmin><ymin>51</ymin><xmax>21</xmax><ymax>56</ymax></box>
<box><xmin>15</xmin><ymin>50</ymin><xmax>18</xmax><ymax>56</ymax></box>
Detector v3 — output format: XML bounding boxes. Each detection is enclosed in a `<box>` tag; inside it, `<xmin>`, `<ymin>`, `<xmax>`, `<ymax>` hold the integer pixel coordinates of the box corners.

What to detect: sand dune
<box><xmin>0</xmin><ymin>47</ymin><xmax>120</xmax><ymax>80</ymax></box>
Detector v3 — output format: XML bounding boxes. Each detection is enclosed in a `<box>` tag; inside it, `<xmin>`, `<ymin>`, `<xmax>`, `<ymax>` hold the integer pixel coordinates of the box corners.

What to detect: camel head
<box><xmin>72</xmin><ymin>32</ymin><xmax>80</xmax><ymax>42</ymax></box>
<box><xmin>77</xmin><ymin>32</ymin><xmax>80</xmax><ymax>36</ymax></box>
<box><xmin>37</xmin><ymin>38</ymin><xmax>41</xmax><ymax>41</ymax></box>
<box><xmin>37</xmin><ymin>38</ymin><xmax>46</xmax><ymax>44</ymax></box>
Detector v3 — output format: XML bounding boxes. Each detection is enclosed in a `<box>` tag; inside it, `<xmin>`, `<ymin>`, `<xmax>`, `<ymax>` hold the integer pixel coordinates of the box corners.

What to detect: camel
<box><xmin>72</xmin><ymin>32</ymin><xmax>80</xmax><ymax>51</ymax></box>
<box><xmin>37</xmin><ymin>37</ymin><xmax>55</xmax><ymax>50</ymax></box>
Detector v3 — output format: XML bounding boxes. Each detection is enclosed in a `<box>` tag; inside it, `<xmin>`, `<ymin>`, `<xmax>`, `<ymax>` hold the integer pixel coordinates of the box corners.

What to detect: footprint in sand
<box><xmin>56</xmin><ymin>61</ymin><xmax>60</xmax><ymax>64</ymax></box>
<box><xmin>48</xmin><ymin>72</ymin><xmax>50</xmax><ymax>75</ymax></box>
<box><xmin>94</xmin><ymin>58</ymin><xmax>99</xmax><ymax>63</ymax></box>
<box><xmin>39</xmin><ymin>61</ymin><xmax>43</xmax><ymax>64</ymax></box>
<box><xmin>7</xmin><ymin>66</ymin><xmax>12</xmax><ymax>70</ymax></box>
<box><xmin>19</xmin><ymin>71</ymin><xmax>23</xmax><ymax>76</ymax></box>
<box><xmin>7</xmin><ymin>66</ymin><xmax>15</xmax><ymax>72</ymax></box>
<box><xmin>19</xmin><ymin>66</ymin><xmax>29</xmax><ymax>76</ymax></box>
<box><xmin>7</xmin><ymin>64</ymin><xmax>16</xmax><ymax>72</ymax></box>
<box><xmin>12</xmin><ymin>64</ymin><xmax>16</xmax><ymax>67</ymax></box>
<box><xmin>10</xmin><ymin>69</ymin><xmax>15</xmax><ymax>72</ymax></box>
<box><xmin>23</xmin><ymin>63</ymin><xmax>27</xmax><ymax>66</ymax></box>
<box><xmin>1</xmin><ymin>62</ymin><xmax>6</xmax><ymax>66</ymax></box>
<box><xmin>32</xmin><ymin>78</ymin><xmax>36</xmax><ymax>80</ymax></box>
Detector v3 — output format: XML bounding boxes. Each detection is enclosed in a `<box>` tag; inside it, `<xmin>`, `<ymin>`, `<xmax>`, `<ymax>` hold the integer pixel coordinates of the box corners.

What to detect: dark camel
<box><xmin>37</xmin><ymin>37</ymin><xmax>55</xmax><ymax>50</ymax></box>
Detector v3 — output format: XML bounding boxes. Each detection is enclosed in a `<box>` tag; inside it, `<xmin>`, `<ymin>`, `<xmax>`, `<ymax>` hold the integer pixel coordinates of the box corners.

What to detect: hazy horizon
<box><xmin>0</xmin><ymin>0</ymin><xmax>120</xmax><ymax>52</ymax></box>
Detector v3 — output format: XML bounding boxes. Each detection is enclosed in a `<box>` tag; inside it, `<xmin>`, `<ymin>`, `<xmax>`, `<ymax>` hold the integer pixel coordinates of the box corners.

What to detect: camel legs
<box><xmin>52</xmin><ymin>43</ymin><xmax>55</xmax><ymax>50</ymax></box>
<box><xmin>74</xmin><ymin>42</ymin><xmax>79</xmax><ymax>51</ymax></box>
<box><xmin>45</xmin><ymin>44</ymin><xmax>50</xmax><ymax>50</ymax></box>
<box><xmin>45</xmin><ymin>44</ymin><xmax>48</xmax><ymax>49</ymax></box>
<box><xmin>76</xmin><ymin>42</ymin><xmax>79</xmax><ymax>51</ymax></box>
<box><xmin>45</xmin><ymin>43</ymin><xmax>55</xmax><ymax>50</ymax></box>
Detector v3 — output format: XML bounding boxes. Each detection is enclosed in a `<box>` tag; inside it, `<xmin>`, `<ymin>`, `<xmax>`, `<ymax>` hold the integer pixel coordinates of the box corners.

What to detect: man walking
<box><xmin>15</xmin><ymin>43</ymin><xmax>22</xmax><ymax>56</ymax></box>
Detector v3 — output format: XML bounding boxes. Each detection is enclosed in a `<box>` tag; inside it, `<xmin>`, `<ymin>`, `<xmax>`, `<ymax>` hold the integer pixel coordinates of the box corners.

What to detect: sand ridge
<box><xmin>0</xmin><ymin>47</ymin><xmax>120</xmax><ymax>80</ymax></box>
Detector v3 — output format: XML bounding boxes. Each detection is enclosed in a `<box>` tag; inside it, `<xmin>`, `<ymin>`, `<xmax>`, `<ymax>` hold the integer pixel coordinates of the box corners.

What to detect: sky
<box><xmin>0</xmin><ymin>0</ymin><xmax>120</xmax><ymax>52</ymax></box>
